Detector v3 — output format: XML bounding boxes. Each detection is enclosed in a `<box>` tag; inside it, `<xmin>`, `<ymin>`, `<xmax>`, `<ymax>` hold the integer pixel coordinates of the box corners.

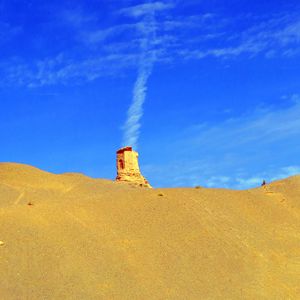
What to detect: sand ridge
<box><xmin>0</xmin><ymin>163</ymin><xmax>299</xmax><ymax>299</ymax></box>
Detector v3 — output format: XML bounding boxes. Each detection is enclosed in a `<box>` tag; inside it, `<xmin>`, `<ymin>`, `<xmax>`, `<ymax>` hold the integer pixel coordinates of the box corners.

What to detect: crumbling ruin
<box><xmin>116</xmin><ymin>146</ymin><xmax>151</xmax><ymax>188</ymax></box>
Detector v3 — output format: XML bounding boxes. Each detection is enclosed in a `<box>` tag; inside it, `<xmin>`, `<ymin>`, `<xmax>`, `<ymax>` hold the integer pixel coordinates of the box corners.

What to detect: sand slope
<box><xmin>0</xmin><ymin>163</ymin><xmax>299</xmax><ymax>299</ymax></box>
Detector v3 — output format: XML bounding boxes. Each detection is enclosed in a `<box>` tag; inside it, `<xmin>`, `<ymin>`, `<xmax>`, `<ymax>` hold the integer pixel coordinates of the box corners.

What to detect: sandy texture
<box><xmin>0</xmin><ymin>163</ymin><xmax>299</xmax><ymax>299</ymax></box>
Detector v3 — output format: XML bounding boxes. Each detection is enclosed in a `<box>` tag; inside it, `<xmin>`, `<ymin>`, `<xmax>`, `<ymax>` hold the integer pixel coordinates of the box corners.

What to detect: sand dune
<box><xmin>0</xmin><ymin>163</ymin><xmax>299</xmax><ymax>299</ymax></box>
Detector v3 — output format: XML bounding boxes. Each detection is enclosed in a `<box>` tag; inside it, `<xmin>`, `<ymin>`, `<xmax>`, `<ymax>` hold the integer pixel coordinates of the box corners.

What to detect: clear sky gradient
<box><xmin>1</xmin><ymin>0</ymin><xmax>300</xmax><ymax>188</ymax></box>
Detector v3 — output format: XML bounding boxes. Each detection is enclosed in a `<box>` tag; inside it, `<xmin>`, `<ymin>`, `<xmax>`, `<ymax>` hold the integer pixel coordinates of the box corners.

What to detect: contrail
<box><xmin>122</xmin><ymin>10</ymin><xmax>156</xmax><ymax>149</ymax></box>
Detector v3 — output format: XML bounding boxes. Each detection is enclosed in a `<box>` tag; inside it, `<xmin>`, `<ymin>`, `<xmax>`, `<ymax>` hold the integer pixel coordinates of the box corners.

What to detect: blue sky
<box><xmin>1</xmin><ymin>0</ymin><xmax>300</xmax><ymax>188</ymax></box>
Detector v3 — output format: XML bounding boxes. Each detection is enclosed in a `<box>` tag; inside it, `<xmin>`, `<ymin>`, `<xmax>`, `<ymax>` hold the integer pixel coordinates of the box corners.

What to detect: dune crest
<box><xmin>0</xmin><ymin>163</ymin><xmax>299</xmax><ymax>299</ymax></box>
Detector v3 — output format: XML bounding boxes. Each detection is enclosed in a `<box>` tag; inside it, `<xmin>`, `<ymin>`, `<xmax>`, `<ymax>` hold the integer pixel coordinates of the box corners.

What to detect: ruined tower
<box><xmin>116</xmin><ymin>146</ymin><xmax>151</xmax><ymax>188</ymax></box>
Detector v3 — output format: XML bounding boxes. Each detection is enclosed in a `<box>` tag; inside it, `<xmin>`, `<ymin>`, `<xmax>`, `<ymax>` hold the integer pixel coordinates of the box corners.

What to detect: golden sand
<box><xmin>0</xmin><ymin>163</ymin><xmax>299</xmax><ymax>299</ymax></box>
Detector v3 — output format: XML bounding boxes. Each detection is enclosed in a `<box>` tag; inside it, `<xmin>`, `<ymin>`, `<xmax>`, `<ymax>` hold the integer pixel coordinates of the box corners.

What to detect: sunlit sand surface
<box><xmin>0</xmin><ymin>163</ymin><xmax>299</xmax><ymax>299</ymax></box>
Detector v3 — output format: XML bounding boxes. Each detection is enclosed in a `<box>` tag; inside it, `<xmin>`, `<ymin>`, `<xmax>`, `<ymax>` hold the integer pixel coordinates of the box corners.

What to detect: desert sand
<box><xmin>0</xmin><ymin>162</ymin><xmax>299</xmax><ymax>299</ymax></box>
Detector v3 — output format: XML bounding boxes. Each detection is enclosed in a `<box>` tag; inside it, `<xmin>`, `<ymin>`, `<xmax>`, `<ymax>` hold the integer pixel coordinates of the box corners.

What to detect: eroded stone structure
<box><xmin>116</xmin><ymin>146</ymin><xmax>151</xmax><ymax>188</ymax></box>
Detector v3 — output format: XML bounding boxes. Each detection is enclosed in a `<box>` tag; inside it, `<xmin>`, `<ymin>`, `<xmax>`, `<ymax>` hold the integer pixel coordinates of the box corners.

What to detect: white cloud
<box><xmin>1</xmin><ymin>7</ymin><xmax>300</xmax><ymax>87</ymax></box>
<box><xmin>217</xmin><ymin>165</ymin><xmax>300</xmax><ymax>189</ymax></box>
<box><xmin>234</xmin><ymin>165</ymin><xmax>300</xmax><ymax>189</ymax></box>
<box><xmin>0</xmin><ymin>53</ymin><xmax>138</xmax><ymax>87</ymax></box>
<box><xmin>236</xmin><ymin>177</ymin><xmax>264</xmax><ymax>189</ymax></box>
<box><xmin>275</xmin><ymin>20</ymin><xmax>300</xmax><ymax>45</ymax></box>
<box><xmin>122</xmin><ymin>5</ymin><xmax>157</xmax><ymax>149</ymax></box>
<box><xmin>119</xmin><ymin>2</ymin><xmax>174</xmax><ymax>18</ymax></box>
<box><xmin>80</xmin><ymin>24</ymin><xmax>136</xmax><ymax>45</ymax></box>
<box><xmin>177</xmin><ymin>14</ymin><xmax>300</xmax><ymax>60</ymax></box>
<box><xmin>142</xmin><ymin>96</ymin><xmax>300</xmax><ymax>188</ymax></box>
<box><xmin>188</xmin><ymin>99</ymin><xmax>300</xmax><ymax>150</ymax></box>
<box><xmin>271</xmin><ymin>166</ymin><xmax>300</xmax><ymax>181</ymax></box>
<box><xmin>205</xmin><ymin>176</ymin><xmax>231</xmax><ymax>188</ymax></box>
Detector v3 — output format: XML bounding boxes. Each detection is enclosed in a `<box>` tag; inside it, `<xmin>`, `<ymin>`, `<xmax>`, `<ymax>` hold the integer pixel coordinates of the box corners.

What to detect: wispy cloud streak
<box><xmin>0</xmin><ymin>5</ymin><xmax>299</xmax><ymax>87</ymax></box>
<box><xmin>141</xmin><ymin>95</ymin><xmax>300</xmax><ymax>188</ymax></box>
<box><xmin>122</xmin><ymin>6</ymin><xmax>157</xmax><ymax>148</ymax></box>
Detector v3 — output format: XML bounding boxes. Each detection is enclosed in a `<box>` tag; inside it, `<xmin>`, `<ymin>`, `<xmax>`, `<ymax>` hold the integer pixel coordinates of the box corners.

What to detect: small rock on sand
<box><xmin>0</xmin><ymin>241</ymin><xmax>4</xmax><ymax>246</ymax></box>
